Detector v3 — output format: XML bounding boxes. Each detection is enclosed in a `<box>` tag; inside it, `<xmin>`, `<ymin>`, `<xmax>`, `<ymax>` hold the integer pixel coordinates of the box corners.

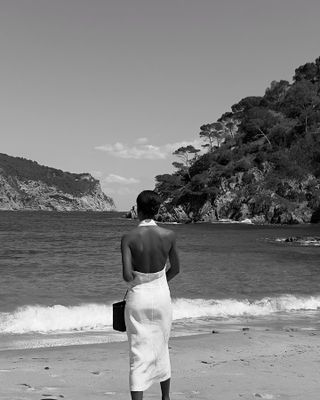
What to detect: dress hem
<box><xmin>130</xmin><ymin>374</ymin><xmax>171</xmax><ymax>392</ymax></box>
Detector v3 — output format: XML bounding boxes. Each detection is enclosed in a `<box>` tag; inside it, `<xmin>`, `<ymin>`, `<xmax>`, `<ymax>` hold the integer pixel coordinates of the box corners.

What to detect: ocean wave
<box><xmin>172</xmin><ymin>295</ymin><xmax>320</xmax><ymax>319</ymax></box>
<box><xmin>1</xmin><ymin>295</ymin><xmax>319</xmax><ymax>334</ymax></box>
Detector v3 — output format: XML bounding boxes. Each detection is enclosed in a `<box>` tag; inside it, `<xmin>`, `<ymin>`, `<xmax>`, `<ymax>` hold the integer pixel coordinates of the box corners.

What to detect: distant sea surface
<box><xmin>0</xmin><ymin>211</ymin><xmax>319</xmax><ymax>350</ymax></box>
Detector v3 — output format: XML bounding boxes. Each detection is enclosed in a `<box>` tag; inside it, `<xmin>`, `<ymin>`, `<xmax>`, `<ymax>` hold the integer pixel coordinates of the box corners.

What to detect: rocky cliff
<box><xmin>0</xmin><ymin>153</ymin><xmax>115</xmax><ymax>211</ymax></box>
<box><xmin>125</xmin><ymin>166</ymin><xmax>320</xmax><ymax>224</ymax></box>
<box><xmin>155</xmin><ymin>166</ymin><xmax>320</xmax><ymax>224</ymax></box>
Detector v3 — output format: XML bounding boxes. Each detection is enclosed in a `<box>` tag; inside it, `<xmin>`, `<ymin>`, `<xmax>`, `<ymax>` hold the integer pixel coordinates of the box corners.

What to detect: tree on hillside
<box><xmin>264</xmin><ymin>80</ymin><xmax>290</xmax><ymax>106</ymax></box>
<box><xmin>218</xmin><ymin>112</ymin><xmax>240</xmax><ymax>139</ymax></box>
<box><xmin>199</xmin><ymin>124</ymin><xmax>214</xmax><ymax>150</ymax></box>
<box><xmin>199</xmin><ymin>122</ymin><xmax>225</xmax><ymax>150</ymax></box>
<box><xmin>231</xmin><ymin>96</ymin><xmax>263</xmax><ymax>114</ymax></box>
<box><xmin>172</xmin><ymin>145</ymin><xmax>201</xmax><ymax>180</ymax></box>
<box><xmin>172</xmin><ymin>145</ymin><xmax>200</xmax><ymax>167</ymax></box>
<box><xmin>293</xmin><ymin>57</ymin><xmax>320</xmax><ymax>83</ymax></box>
<box><xmin>225</xmin><ymin>121</ymin><xmax>237</xmax><ymax>138</ymax></box>
<box><xmin>155</xmin><ymin>173</ymin><xmax>183</xmax><ymax>197</ymax></box>
<box><xmin>282</xmin><ymin>80</ymin><xmax>320</xmax><ymax>133</ymax></box>
<box><xmin>267</xmin><ymin>117</ymin><xmax>297</xmax><ymax>148</ymax></box>
<box><xmin>240</xmin><ymin>107</ymin><xmax>283</xmax><ymax>147</ymax></box>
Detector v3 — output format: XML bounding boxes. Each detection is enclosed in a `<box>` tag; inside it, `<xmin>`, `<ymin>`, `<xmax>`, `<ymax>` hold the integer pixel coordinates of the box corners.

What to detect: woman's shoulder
<box><xmin>121</xmin><ymin>227</ymin><xmax>141</xmax><ymax>240</ymax></box>
<box><xmin>157</xmin><ymin>225</ymin><xmax>176</xmax><ymax>240</ymax></box>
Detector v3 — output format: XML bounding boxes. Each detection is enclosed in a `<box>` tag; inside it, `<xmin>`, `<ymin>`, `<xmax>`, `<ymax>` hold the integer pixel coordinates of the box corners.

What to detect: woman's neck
<box><xmin>138</xmin><ymin>213</ymin><xmax>154</xmax><ymax>222</ymax></box>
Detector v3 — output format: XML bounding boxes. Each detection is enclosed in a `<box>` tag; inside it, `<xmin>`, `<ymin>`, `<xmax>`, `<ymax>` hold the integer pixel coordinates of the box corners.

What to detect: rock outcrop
<box><xmin>0</xmin><ymin>154</ymin><xmax>115</xmax><ymax>211</ymax></box>
<box><xmin>274</xmin><ymin>236</ymin><xmax>320</xmax><ymax>246</ymax></box>
<box><xmin>156</xmin><ymin>166</ymin><xmax>320</xmax><ymax>224</ymax></box>
<box><xmin>125</xmin><ymin>205</ymin><xmax>138</xmax><ymax>219</ymax></box>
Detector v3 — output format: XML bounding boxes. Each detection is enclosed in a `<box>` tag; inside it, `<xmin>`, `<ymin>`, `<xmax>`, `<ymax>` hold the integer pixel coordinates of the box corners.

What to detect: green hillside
<box><xmin>155</xmin><ymin>57</ymin><xmax>320</xmax><ymax>223</ymax></box>
<box><xmin>0</xmin><ymin>153</ymin><xmax>97</xmax><ymax>196</ymax></box>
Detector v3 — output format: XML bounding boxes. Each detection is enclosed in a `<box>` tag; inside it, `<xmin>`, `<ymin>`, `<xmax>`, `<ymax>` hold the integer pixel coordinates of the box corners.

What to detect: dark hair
<box><xmin>136</xmin><ymin>190</ymin><xmax>161</xmax><ymax>218</ymax></box>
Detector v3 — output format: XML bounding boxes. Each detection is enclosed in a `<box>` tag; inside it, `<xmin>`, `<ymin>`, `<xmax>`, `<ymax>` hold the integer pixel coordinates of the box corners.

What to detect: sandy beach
<box><xmin>0</xmin><ymin>327</ymin><xmax>319</xmax><ymax>400</ymax></box>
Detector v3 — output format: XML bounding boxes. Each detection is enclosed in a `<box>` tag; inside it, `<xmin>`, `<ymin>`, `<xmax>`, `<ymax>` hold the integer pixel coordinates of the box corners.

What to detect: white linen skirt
<box><xmin>125</xmin><ymin>267</ymin><xmax>172</xmax><ymax>391</ymax></box>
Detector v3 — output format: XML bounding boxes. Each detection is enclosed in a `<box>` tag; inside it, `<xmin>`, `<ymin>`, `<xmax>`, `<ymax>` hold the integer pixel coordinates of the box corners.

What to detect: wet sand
<box><xmin>0</xmin><ymin>327</ymin><xmax>319</xmax><ymax>400</ymax></box>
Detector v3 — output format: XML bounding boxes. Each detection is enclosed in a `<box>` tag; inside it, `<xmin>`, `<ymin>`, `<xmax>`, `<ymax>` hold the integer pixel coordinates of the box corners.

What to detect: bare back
<box><xmin>126</xmin><ymin>226</ymin><xmax>174</xmax><ymax>273</ymax></box>
<box><xmin>121</xmin><ymin>221</ymin><xmax>180</xmax><ymax>283</ymax></box>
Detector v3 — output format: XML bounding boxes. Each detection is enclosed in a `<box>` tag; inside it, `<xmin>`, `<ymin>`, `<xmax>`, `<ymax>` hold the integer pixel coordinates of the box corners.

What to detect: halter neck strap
<box><xmin>138</xmin><ymin>219</ymin><xmax>157</xmax><ymax>227</ymax></box>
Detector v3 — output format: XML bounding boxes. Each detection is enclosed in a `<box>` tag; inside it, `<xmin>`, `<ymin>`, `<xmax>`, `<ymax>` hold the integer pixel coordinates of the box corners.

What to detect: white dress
<box><xmin>125</xmin><ymin>220</ymin><xmax>172</xmax><ymax>392</ymax></box>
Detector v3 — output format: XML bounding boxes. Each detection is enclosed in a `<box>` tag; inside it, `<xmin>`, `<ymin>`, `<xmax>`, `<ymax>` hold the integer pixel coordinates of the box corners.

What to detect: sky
<box><xmin>1</xmin><ymin>0</ymin><xmax>320</xmax><ymax>210</ymax></box>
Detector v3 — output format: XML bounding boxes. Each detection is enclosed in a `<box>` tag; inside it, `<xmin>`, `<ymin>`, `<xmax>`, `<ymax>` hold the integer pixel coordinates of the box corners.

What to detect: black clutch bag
<box><xmin>112</xmin><ymin>291</ymin><xmax>127</xmax><ymax>332</ymax></box>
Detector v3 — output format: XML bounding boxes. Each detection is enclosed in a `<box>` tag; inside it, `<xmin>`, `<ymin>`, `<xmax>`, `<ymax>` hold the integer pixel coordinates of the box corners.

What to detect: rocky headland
<box><xmin>145</xmin><ymin>56</ymin><xmax>320</xmax><ymax>225</ymax></box>
<box><xmin>152</xmin><ymin>168</ymin><xmax>320</xmax><ymax>224</ymax></box>
<box><xmin>0</xmin><ymin>153</ymin><xmax>115</xmax><ymax>211</ymax></box>
<box><xmin>125</xmin><ymin>169</ymin><xmax>320</xmax><ymax>224</ymax></box>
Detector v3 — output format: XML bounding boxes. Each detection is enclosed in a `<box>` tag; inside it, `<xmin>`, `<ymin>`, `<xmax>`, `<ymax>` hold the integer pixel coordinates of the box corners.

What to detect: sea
<box><xmin>0</xmin><ymin>211</ymin><xmax>319</xmax><ymax>351</ymax></box>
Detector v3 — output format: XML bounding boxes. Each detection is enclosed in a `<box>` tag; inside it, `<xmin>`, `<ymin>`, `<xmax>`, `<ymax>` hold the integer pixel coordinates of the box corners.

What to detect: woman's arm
<box><xmin>121</xmin><ymin>234</ymin><xmax>134</xmax><ymax>282</ymax></box>
<box><xmin>166</xmin><ymin>232</ymin><xmax>180</xmax><ymax>282</ymax></box>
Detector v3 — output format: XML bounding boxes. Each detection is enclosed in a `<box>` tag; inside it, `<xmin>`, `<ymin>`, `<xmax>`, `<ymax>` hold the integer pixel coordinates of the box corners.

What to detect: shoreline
<box><xmin>2</xmin><ymin>307</ymin><xmax>320</xmax><ymax>352</ymax></box>
<box><xmin>0</xmin><ymin>327</ymin><xmax>319</xmax><ymax>400</ymax></box>
<box><xmin>2</xmin><ymin>300</ymin><xmax>320</xmax><ymax>352</ymax></box>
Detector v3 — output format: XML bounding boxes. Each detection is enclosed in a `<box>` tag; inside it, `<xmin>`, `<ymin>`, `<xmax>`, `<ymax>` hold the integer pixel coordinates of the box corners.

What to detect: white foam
<box><xmin>172</xmin><ymin>295</ymin><xmax>320</xmax><ymax>319</ymax></box>
<box><xmin>1</xmin><ymin>295</ymin><xmax>319</xmax><ymax>334</ymax></box>
<box><xmin>0</xmin><ymin>303</ymin><xmax>113</xmax><ymax>334</ymax></box>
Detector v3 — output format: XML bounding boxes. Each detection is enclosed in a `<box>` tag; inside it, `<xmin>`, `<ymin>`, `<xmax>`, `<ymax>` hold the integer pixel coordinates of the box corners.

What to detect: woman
<box><xmin>121</xmin><ymin>190</ymin><xmax>180</xmax><ymax>400</ymax></box>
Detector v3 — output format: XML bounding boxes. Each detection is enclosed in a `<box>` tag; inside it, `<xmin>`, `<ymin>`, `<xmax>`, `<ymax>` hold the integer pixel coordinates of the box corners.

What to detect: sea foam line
<box><xmin>0</xmin><ymin>295</ymin><xmax>319</xmax><ymax>334</ymax></box>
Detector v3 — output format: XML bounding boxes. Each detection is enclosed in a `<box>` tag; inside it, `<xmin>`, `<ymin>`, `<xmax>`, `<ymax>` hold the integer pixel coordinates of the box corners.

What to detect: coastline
<box><xmin>1</xmin><ymin>327</ymin><xmax>319</xmax><ymax>400</ymax></box>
